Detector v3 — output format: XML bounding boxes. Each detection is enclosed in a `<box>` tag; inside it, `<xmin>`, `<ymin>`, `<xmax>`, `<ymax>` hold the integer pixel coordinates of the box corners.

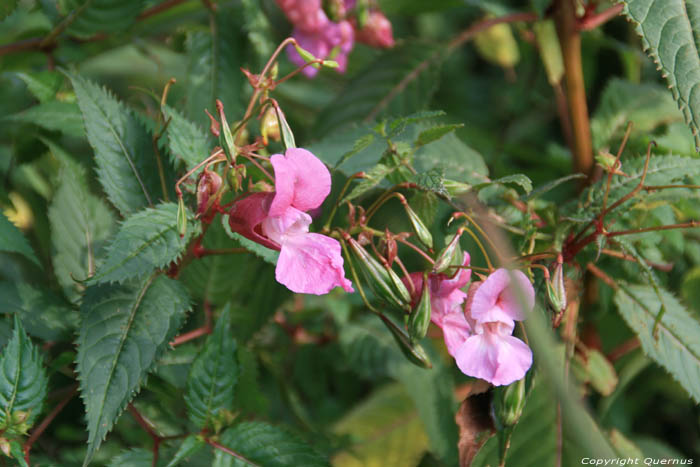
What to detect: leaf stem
<box><xmin>23</xmin><ymin>384</ymin><xmax>79</xmax><ymax>464</ymax></box>
<box><xmin>206</xmin><ymin>439</ymin><xmax>260</xmax><ymax>466</ymax></box>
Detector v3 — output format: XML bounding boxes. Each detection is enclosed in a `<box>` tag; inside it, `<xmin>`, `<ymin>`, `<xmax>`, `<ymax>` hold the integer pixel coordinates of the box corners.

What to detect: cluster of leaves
<box><xmin>0</xmin><ymin>0</ymin><xmax>699</xmax><ymax>466</ymax></box>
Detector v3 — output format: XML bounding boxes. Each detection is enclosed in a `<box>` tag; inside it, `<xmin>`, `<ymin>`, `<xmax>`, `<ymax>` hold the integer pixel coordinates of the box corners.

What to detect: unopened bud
<box><xmin>379</xmin><ymin>314</ymin><xmax>432</xmax><ymax>369</ymax></box>
<box><xmin>433</xmin><ymin>232</ymin><xmax>462</xmax><ymax>274</ymax></box>
<box><xmin>595</xmin><ymin>150</ymin><xmax>626</xmax><ymax>176</ymax></box>
<box><xmin>493</xmin><ymin>377</ymin><xmax>527</xmax><ymax>428</ymax></box>
<box><xmin>0</xmin><ymin>438</ymin><xmax>10</xmax><ymax>457</ymax></box>
<box><xmin>196</xmin><ymin>170</ymin><xmax>223</xmax><ymax>218</ymax></box>
<box><xmin>273</xmin><ymin>105</ymin><xmax>296</xmax><ymax>150</ymax></box>
<box><xmin>10</xmin><ymin>411</ymin><xmax>28</xmax><ymax>425</ymax></box>
<box><xmin>260</xmin><ymin>107</ymin><xmax>281</xmax><ymax>146</ymax></box>
<box><xmin>227</xmin><ymin>165</ymin><xmax>247</xmax><ymax>192</ymax></box>
<box><xmin>345</xmin><ymin>235</ymin><xmax>411</xmax><ymax>312</ymax></box>
<box><xmin>474</xmin><ymin>20</ymin><xmax>520</xmax><ymax>69</ymax></box>
<box><xmin>408</xmin><ymin>273</ymin><xmax>432</xmax><ymax>342</ymax></box>
<box><xmin>177</xmin><ymin>196</ymin><xmax>187</xmax><ymax>238</ymax></box>
<box><xmin>355</xmin><ymin>11</ymin><xmax>395</xmax><ymax>48</ymax></box>
<box><xmin>546</xmin><ymin>255</ymin><xmax>567</xmax><ymax>314</ymax></box>
<box><xmin>354</xmin><ymin>0</ymin><xmax>370</xmax><ymax>28</ymax></box>
<box><xmin>401</xmin><ymin>200</ymin><xmax>433</xmax><ymax>249</ymax></box>
<box><xmin>216</xmin><ymin>100</ymin><xmax>237</xmax><ymax>163</ymax></box>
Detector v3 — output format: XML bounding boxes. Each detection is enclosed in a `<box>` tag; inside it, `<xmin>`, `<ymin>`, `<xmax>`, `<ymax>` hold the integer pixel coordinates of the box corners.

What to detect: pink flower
<box><xmin>441</xmin><ymin>269</ymin><xmax>534</xmax><ymax>386</ymax></box>
<box><xmin>354</xmin><ymin>11</ymin><xmax>395</xmax><ymax>48</ymax></box>
<box><xmin>276</xmin><ymin>0</ymin><xmax>327</xmax><ymax>33</ymax></box>
<box><xmin>228</xmin><ymin>148</ymin><xmax>353</xmax><ymax>295</ymax></box>
<box><xmin>287</xmin><ymin>20</ymin><xmax>355</xmax><ymax>78</ymax></box>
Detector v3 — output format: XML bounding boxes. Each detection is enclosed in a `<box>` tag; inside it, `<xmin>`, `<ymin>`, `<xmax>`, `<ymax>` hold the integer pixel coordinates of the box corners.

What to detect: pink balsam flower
<box><xmin>229</xmin><ymin>148</ymin><xmax>353</xmax><ymax>295</ymax></box>
<box><xmin>354</xmin><ymin>11</ymin><xmax>395</xmax><ymax>48</ymax></box>
<box><xmin>447</xmin><ymin>269</ymin><xmax>534</xmax><ymax>386</ymax></box>
<box><xmin>287</xmin><ymin>20</ymin><xmax>354</xmax><ymax>77</ymax></box>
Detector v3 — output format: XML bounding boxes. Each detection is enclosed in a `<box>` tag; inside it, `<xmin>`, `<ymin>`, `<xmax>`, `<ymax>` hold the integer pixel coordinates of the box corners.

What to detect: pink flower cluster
<box><xmin>406</xmin><ymin>258</ymin><xmax>534</xmax><ymax>386</ymax></box>
<box><xmin>276</xmin><ymin>0</ymin><xmax>394</xmax><ymax>78</ymax></box>
<box><xmin>229</xmin><ymin>148</ymin><xmax>353</xmax><ymax>295</ymax></box>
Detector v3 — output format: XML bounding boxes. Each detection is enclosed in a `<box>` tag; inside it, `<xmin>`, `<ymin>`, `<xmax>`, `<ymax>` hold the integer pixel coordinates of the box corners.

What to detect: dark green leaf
<box><xmin>14</xmin><ymin>71</ymin><xmax>62</xmax><ymax>102</ymax></box>
<box><xmin>475</xmin><ymin>174</ymin><xmax>533</xmax><ymax>194</ymax></box>
<box><xmin>0</xmin><ymin>315</ymin><xmax>48</xmax><ymax>432</ymax></box>
<box><xmin>162</xmin><ymin>104</ymin><xmax>213</xmax><ymax>171</ymax></box>
<box><xmin>0</xmin><ymin>211</ymin><xmax>40</xmax><ymax>267</ymax></box>
<box><xmin>185</xmin><ymin>306</ymin><xmax>238</xmax><ymax>430</ymax></box>
<box><xmin>614</xmin><ymin>283</ymin><xmax>700</xmax><ymax>403</ymax></box>
<box><xmin>165</xmin><ymin>434</ymin><xmax>206</xmax><ymax>467</ymax></box>
<box><xmin>4</xmin><ymin>101</ymin><xmax>85</xmax><ymax>139</ymax></box>
<box><xmin>343</xmin><ymin>163</ymin><xmax>393</xmax><ymax>202</ymax></box>
<box><xmin>524</xmin><ymin>173</ymin><xmax>586</xmax><ymax>200</ymax></box>
<box><xmin>66</xmin><ymin>0</ymin><xmax>145</xmax><ymax>38</ymax></box>
<box><xmin>68</xmin><ymin>72</ymin><xmax>163</xmax><ymax>215</ymax></box>
<box><xmin>214</xmin><ymin>421</ymin><xmax>328</xmax><ymax>467</ymax></box>
<box><xmin>414</xmin><ymin>132</ymin><xmax>489</xmax><ymax>185</ymax></box>
<box><xmin>107</xmin><ymin>448</ymin><xmax>152</xmax><ymax>467</ymax></box>
<box><xmin>77</xmin><ymin>275</ymin><xmax>191</xmax><ymax>465</ymax></box>
<box><xmin>414</xmin><ymin>123</ymin><xmax>463</xmax><ymax>147</ymax></box>
<box><xmin>16</xmin><ymin>283</ymin><xmax>78</xmax><ymax>341</ymax></box>
<box><xmin>90</xmin><ymin>203</ymin><xmax>197</xmax><ymax>284</ymax></box>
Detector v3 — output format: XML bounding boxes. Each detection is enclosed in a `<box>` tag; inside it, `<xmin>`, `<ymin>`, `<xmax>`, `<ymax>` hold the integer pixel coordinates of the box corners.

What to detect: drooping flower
<box><xmin>446</xmin><ymin>269</ymin><xmax>534</xmax><ymax>386</ymax></box>
<box><xmin>354</xmin><ymin>11</ymin><xmax>395</xmax><ymax>48</ymax></box>
<box><xmin>228</xmin><ymin>148</ymin><xmax>353</xmax><ymax>295</ymax></box>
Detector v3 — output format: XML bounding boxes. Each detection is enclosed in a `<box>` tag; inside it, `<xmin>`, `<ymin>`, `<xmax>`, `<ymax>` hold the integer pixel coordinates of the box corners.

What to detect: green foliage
<box><xmin>16</xmin><ymin>283</ymin><xmax>78</xmax><ymax>341</ymax></box>
<box><xmin>65</xmin><ymin>0</ymin><xmax>145</xmax><ymax>38</ymax></box>
<box><xmin>165</xmin><ymin>434</ymin><xmax>206</xmax><ymax>467</ymax></box>
<box><xmin>0</xmin><ymin>211</ymin><xmax>40</xmax><ymax>267</ymax></box>
<box><xmin>14</xmin><ymin>71</ymin><xmax>62</xmax><ymax>103</ymax></box>
<box><xmin>47</xmin><ymin>149</ymin><xmax>115</xmax><ymax>300</ymax></box>
<box><xmin>4</xmin><ymin>101</ymin><xmax>86</xmax><ymax>139</ymax></box>
<box><xmin>414</xmin><ymin>123</ymin><xmax>463</xmax><ymax>147</ymax></box>
<box><xmin>161</xmin><ymin>105</ymin><xmax>213</xmax><ymax>171</ymax></box>
<box><xmin>76</xmin><ymin>276</ymin><xmax>191</xmax><ymax>465</ymax></box>
<box><xmin>620</xmin><ymin>0</ymin><xmax>700</xmax><ymax>150</ymax></box>
<box><xmin>0</xmin><ymin>316</ymin><xmax>48</xmax><ymax>434</ymax></box>
<box><xmin>90</xmin><ymin>203</ymin><xmax>197</xmax><ymax>285</ymax></box>
<box><xmin>475</xmin><ymin>174</ymin><xmax>533</xmax><ymax>194</ymax></box>
<box><xmin>315</xmin><ymin>42</ymin><xmax>442</xmax><ymax>135</ymax></box>
<box><xmin>185</xmin><ymin>306</ymin><xmax>238</xmax><ymax>431</ymax></box>
<box><xmin>614</xmin><ymin>283</ymin><xmax>700</xmax><ymax>403</ymax></box>
<box><xmin>68</xmin><ymin>72</ymin><xmax>165</xmax><ymax>216</ymax></box>
<box><xmin>214</xmin><ymin>421</ymin><xmax>328</xmax><ymax>467</ymax></box>
<box><xmin>106</xmin><ymin>448</ymin><xmax>152</xmax><ymax>467</ymax></box>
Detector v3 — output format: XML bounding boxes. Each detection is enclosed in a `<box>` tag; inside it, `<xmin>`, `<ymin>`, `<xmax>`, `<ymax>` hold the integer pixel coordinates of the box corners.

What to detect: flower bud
<box><xmin>216</xmin><ymin>99</ymin><xmax>237</xmax><ymax>163</ymax></box>
<box><xmin>595</xmin><ymin>150</ymin><xmax>626</xmax><ymax>176</ymax></box>
<box><xmin>260</xmin><ymin>107</ymin><xmax>281</xmax><ymax>146</ymax></box>
<box><xmin>346</xmin><ymin>236</ymin><xmax>411</xmax><ymax>312</ymax></box>
<box><xmin>196</xmin><ymin>170</ymin><xmax>223</xmax><ymax>218</ymax></box>
<box><xmin>227</xmin><ymin>164</ymin><xmax>247</xmax><ymax>192</ymax></box>
<box><xmin>433</xmin><ymin>232</ymin><xmax>462</xmax><ymax>274</ymax></box>
<box><xmin>177</xmin><ymin>196</ymin><xmax>187</xmax><ymax>239</ymax></box>
<box><xmin>492</xmin><ymin>377</ymin><xmax>527</xmax><ymax>429</ymax></box>
<box><xmin>355</xmin><ymin>11</ymin><xmax>395</xmax><ymax>48</ymax></box>
<box><xmin>474</xmin><ymin>20</ymin><xmax>520</xmax><ymax>69</ymax></box>
<box><xmin>408</xmin><ymin>273</ymin><xmax>432</xmax><ymax>342</ymax></box>
<box><xmin>402</xmin><ymin>201</ymin><xmax>433</xmax><ymax>249</ymax></box>
<box><xmin>10</xmin><ymin>411</ymin><xmax>28</xmax><ymax>425</ymax></box>
<box><xmin>546</xmin><ymin>255</ymin><xmax>567</xmax><ymax>315</ymax></box>
<box><xmin>379</xmin><ymin>314</ymin><xmax>432</xmax><ymax>369</ymax></box>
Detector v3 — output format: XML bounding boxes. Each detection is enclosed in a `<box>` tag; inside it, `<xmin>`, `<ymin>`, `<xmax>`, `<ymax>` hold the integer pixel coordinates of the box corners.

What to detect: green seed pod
<box><xmin>433</xmin><ymin>232</ymin><xmax>462</xmax><ymax>274</ymax></box>
<box><xmin>216</xmin><ymin>99</ymin><xmax>237</xmax><ymax>163</ymax></box>
<box><xmin>493</xmin><ymin>377</ymin><xmax>527</xmax><ymax>429</ymax></box>
<box><xmin>546</xmin><ymin>257</ymin><xmax>567</xmax><ymax>314</ymax></box>
<box><xmin>403</xmin><ymin>202</ymin><xmax>433</xmax><ymax>249</ymax></box>
<box><xmin>177</xmin><ymin>196</ymin><xmax>187</xmax><ymax>239</ymax></box>
<box><xmin>409</xmin><ymin>273</ymin><xmax>432</xmax><ymax>342</ymax></box>
<box><xmin>346</xmin><ymin>236</ymin><xmax>411</xmax><ymax>312</ymax></box>
<box><xmin>379</xmin><ymin>314</ymin><xmax>432</xmax><ymax>369</ymax></box>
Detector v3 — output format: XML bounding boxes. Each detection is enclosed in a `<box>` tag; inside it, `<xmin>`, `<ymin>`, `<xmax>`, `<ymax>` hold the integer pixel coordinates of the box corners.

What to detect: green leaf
<box><xmin>184</xmin><ymin>9</ymin><xmax>245</xmax><ymax>129</ymax></box>
<box><xmin>65</xmin><ymin>0</ymin><xmax>145</xmax><ymax>38</ymax></box>
<box><xmin>68</xmin><ymin>72</ymin><xmax>163</xmax><ymax>215</ymax></box>
<box><xmin>614</xmin><ymin>283</ymin><xmax>700</xmax><ymax>403</ymax></box>
<box><xmin>165</xmin><ymin>434</ymin><xmax>206</xmax><ymax>467</ymax></box>
<box><xmin>590</xmin><ymin>78</ymin><xmax>684</xmax><ymax>150</ymax></box>
<box><xmin>4</xmin><ymin>101</ymin><xmax>86</xmax><ymax>139</ymax></box>
<box><xmin>343</xmin><ymin>163</ymin><xmax>393</xmax><ymax>202</ymax></box>
<box><xmin>47</xmin><ymin>148</ymin><xmax>115</xmax><ymax>300</ymax></box>
<box><xmin>16</xmin><ymin>283</ymin><xmax>78</xmax><ymax>342</ymax></box>
<box><xmin>214</xmin><ymin>421</ymin><xmax>328</xmax><ymax>467</ymax></box>
<box><xmin>315</xmin><ymin>42</ymin><xmax>443</xmax><ymax>135</ymax></box>
<box><xmin>475</xmin><ymin>174</ymin><xmax>533</xmax><ymax>194</ymax></box>
<box><xmin>107</xmin><ymin>448</ymin><xmax>152</xmax><ymax>467</ymax></box>
<box><xmin>0</xmin><ymin>0</ymin><xmax>18</xmax><ymax>20</ymax></box>
<box><xmin>414</xmin><ymin>132</ymin><xmax>489</xmax><ymax>185</ymax></box>
<box><xmin>14</xmin><ymin>71</ymin><xmax>62</xmax><ymax>102</ymax></box>
<box><xmin>185</xmin><ymin>306</ymin><xmax>238</xmax><ymax>430</ymax></box>
<box><xmin>332</xmin><ymin>384</ymin><xmax>429</xmax><ymax>467</ymax></box>
<box><xmin>90</xmin><ymin>203</ymin><xmax>197</xmax><ymax>285</ymax></box>
<box><xmin>77</xmin><ymin>275</ymin><xmax>191</xmax><ymax>465</ymax></box>
<box><xmin>620</xmin><ymin>0</ymin><xmax>700</xmax><ymax>150</ymax></box>
<box><xmin>524</xmin><ymin>173</ymin><xmax>586</xmax><ymax>200</ymax></box>
<box><xmin>0</xmin><ymin>315</ymin><xmax>48</xmax><ymax>432</ymax></box>
<box><xmin>333</xmin><ymin>133</ymin><xmax>375</xmax><ymax>169</ymax></box>
<box><xmin>162</xmin><ymin>104</ymin><xmax>213</xmax><ymax>171</ymax></box>
<box><xmin>414</xmin><ymin>123</ymin><xmax>463</xmax><ymax>147</ymax></box>
<box><xmin>0</xmin><ymin>211</ymin><xmax>40</xmax><ymax>267</ymax></box>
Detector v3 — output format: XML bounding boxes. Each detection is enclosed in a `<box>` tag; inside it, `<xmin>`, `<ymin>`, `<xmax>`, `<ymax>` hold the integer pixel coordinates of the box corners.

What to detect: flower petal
<box><xmin>228</xmin><ymin>193</ymin><xmax>280</xmax><ymax>251</ymax></box>
<box><xmin>261</xmin><ymin>206</ymin><xmax>311</xmax><ymax>245</ymax></box>
<box><xmin>498</xmin><ymin>269</ymin><xmax>535</xmax><ymax>321</ymax></box>
<box><xmin>275</xmin><ymin>232</ymin><xmax>353</xmax><ymax>295</ymax></box>
<box><xmin>269</xmin><ymin>148</ymin><xmax>331</xmax><ymax>216</ymax></box>
<box><xmin>454</xmin><ymin>332</ymin><xmax>532</xmax><ymax>386</ymax></box>
<box><xmin>440</xmin><ymin>311</ymin><xmax>472</xmax><ymax>357</ymax></box>
<box><xmin>470</xmin><ymin>269</ymin><xmax>533</xmax><ymax>324</ymax></box>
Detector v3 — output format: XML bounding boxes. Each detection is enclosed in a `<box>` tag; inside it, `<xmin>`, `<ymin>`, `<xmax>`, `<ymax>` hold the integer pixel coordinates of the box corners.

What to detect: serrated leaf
<box><xmin>107</xmin><ymin>448</ymin><xmax>152</xmax><ymax>467</ymax></box>
<box><xmin>213</xmin><ymin>421</ymin><xmax>328</xmax><ymax>467</ymax></box>
<box><xmin>343</xmin><ymin>163</ymin><xmax>393</xmax><ymax>202</ymax></box>
<box><xmin>475</xmin><ymin>174</ymin><xmax>533</xmax><ymax>194</ymax></box>
<box><xmin>77</xmin><ymin>275</ymin><xmax>191</xmax><ymax>465</ymax></box>
<box><xmin>332</xmin><ymin>383</ymin><xmax>429</xmax><ymax>467</ymax></box>
<box><xmin>16</xmin><ymin>283</ymin><xmax>78</xmax><ymax>342</ymax></box>
<box><xmin>165</xmin><ymin>434</ymin><xmax>206</xmax><ymax>467</ymax></box>
<box><xmin>91</xmin><ymin>203</ymin><xmax>197</xmax><ymax>284</ymax></box>
<box><xmin>315</xmin><ymin>42</ymin><xmax>443</xmax><ymax>135</ymax></box>
<box><xmin>525</xmin><ymin>173</ymin><xmax>586</xmax><ymax>200</ymax></box>
<box><xmin>14</xmin><ymin>71</ymin><xmax>62</xmax><ymax>102</ymax></box>
<box><xmin>65</xmin><ymin>0</ymin><xmax>145</xmax><ymax>38</ymax></box>
<box><xmin>184</xmin><ymin>9</ymin><xmax>245</xmax><ymax>129</ymax></box>
<box><xmin>591</xmin><ymin>78</ymin><xmax>684</xmax><ymax>150</ymax></box>
<box><xmin>614</xmin><ymin>283</ymin><xmax>700</xmax><ymax>403</ymax></box>
<box><xmin>388</xmin><ymin>110</ymin><xmax>446</xmax><ymax>136</ymax></box>
<box><xmin>162</xmin><ymin>104</ymin><xmax>213</xmax><ymax>171</ymax></box>
<box><xmin>334</xmin><ymin>133</ymin><xmax>375</xmax><ymax>169</ymax></box>
<box><xmin>415</xmin><ymin>123</ymin><xmax>463</xmax><ymax>147</ymax></box>
<box><xmin>414</xmin><ymin>131</ymin><xmax>489</xmax><ymax>185</ymax></box>
<box><xmin>68</xmin><ymin>72</ymin><xmax>163</xmax><ymax>215</ymax></box>
<box><xmin>47</xmin><ymin>148</ymin><xmax>115</xmax><ymax>300</ymax></box>
<box><xmin>0</xmin><ymin>315</ymin><xmax>48</xmax><ymax>431</ymax></box>
<box><xmin>0</xmin><ymin>211</ymin><xmax>40</xmax><ymax>267</ymax></box>
<box><xmin>620</xmin><ymin>0</ymin><xmax>700</xmax><ymax>150</ymax></box>
<box><xmin>185</xmin><ymin>306</ymin><xmax>238</xmax><ymax>430</ymax></box>
<box><xmin>4</xmin><ymin>101</ymin><xmax>86</xmax><ymax>139</ymax></box>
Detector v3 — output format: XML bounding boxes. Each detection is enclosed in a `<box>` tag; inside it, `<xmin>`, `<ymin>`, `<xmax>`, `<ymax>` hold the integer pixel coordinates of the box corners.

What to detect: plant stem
<box><xmin>23</xmin><ymin>384</ymin><xmax>79</xmax><ymax>464</ymax></box>
<box><xmin>555</xmin><ymin>0</ymin><xmax>593</xmax><ymax>177</ymax></box>
<box><xmin>207</xmin><ymin>439</ymin><xmax>260</xmax><ymax>466</ymax></box>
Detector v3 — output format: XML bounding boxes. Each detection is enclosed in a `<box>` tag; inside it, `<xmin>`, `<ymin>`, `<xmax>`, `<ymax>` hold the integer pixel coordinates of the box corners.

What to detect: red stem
<box><xmin>23</xmin><ymin>385</ymin><xmax>79</xmax><ymax>464</ymax></box>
